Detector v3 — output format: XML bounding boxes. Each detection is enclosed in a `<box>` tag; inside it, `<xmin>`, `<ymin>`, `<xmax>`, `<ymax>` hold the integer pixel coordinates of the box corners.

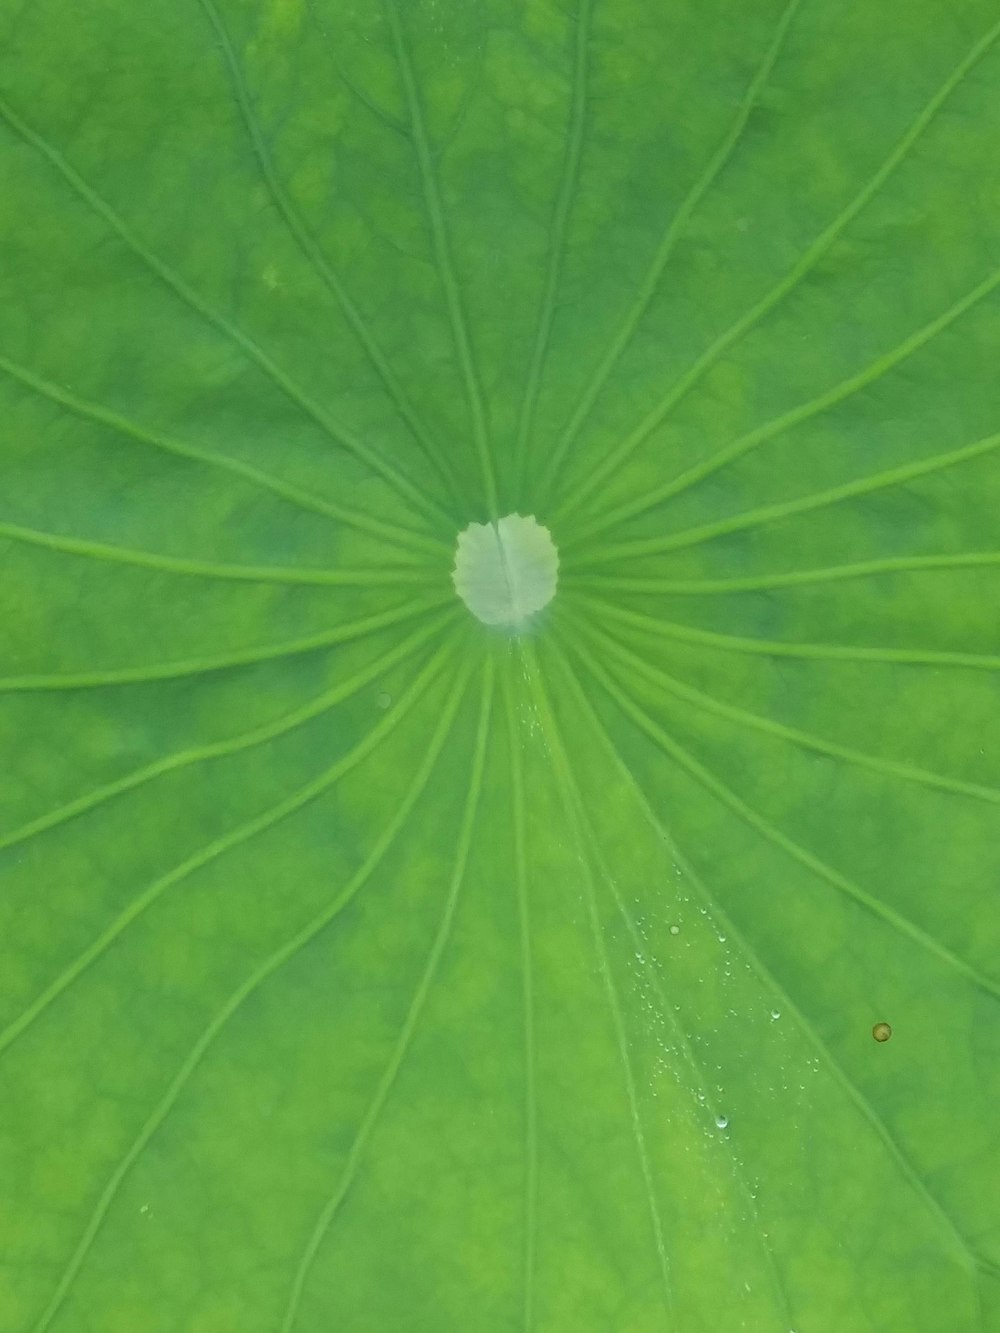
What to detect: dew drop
<box><xmin>669</xmin><ymin>924</ymin><xmax>680</xmax><ymax>936</ymax></box>
<box><xmin>376</xmin><ymin>691</ymin><xmax>392</xmax><ymax>709</ymax></box>
<box><xmin>770</xmin><ymin>1009</ymin><xmax>781</xmax><ymax>1021</ymax></box>
<box><xmin>715</xmin><ymin>1113</ymin><xmax>729</xmax><ymax>1129</ymax></box>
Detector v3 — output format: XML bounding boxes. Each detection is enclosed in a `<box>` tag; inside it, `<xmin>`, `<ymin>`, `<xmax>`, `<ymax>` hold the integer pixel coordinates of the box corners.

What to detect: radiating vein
<box><xmin>572</xmin><ymin>593</ymin><xmax>1000</xmax><ymax>672</ymax></box>
<box><xmin>386</xmin><ymin>0</ymin><xmax>498</xmax><ymax>518</ymax></box>
<box><xmin>0</xmin><ymin>95</ymin><xmax>446</xmax><ymax>530</ymax></box>
<box><xmin>511</xmin><ymin>0</ymin><xmax>592</xmax><ymax>506</ymax></box>
<box><xmin>0</xmin><ymin>610</ymin><xmax>456</xmax><ymax>857</ymax></box>
<box><xmin>502</xmin><ymin>652</ymin><xmax>538</xmax><ymax>1333</ymax></box>
<box><xmin>0</xmin><ymin>597</ymin><xmax>448</xmax><ymax>693</ymax></box>
<box><xmin>544</xmin><ymin>632</ymin><xmax>794</xmax><ymax>1328</ymax></box>
<box><xmin>554</xmin><ymin>13</ymin><xmax>1000</xmax><ymax>521</ymax></box>
<box><xmin>28</xmin><ymin>660</ymin><xmax>471</xmax><ymax>1333</ymax></box>
<box><xmin>0</xmin><ymin>518</ymin><xmax>440</xmax><ymax>588</ymax></box>
<box><xmin>278</xmin><ymin>658</ymin><xmax>493</xmax><ymax>1333</ymax></box>
<box><xmin>0</xmin><ymin>636</ymin><xmax>456</xmax><ymax>1060</ymax></box>
<box><xmin>536</xmin><ymin>0</ymin><xmax>802</xmax><ymax>507</ymax></box>
<box><xmin>0</xmin><ymin>351</ymin><xmax>446</xmax><ymax>558</ymax></box>
<box><xmin>555</xmin><ymin>645</ymin><xmax>983</xmax><ymax>1273</ymax></box>
<box><xmin>197</xmin><ymin>0</ymin><xmax>463</xmax><ymax>510</ymax></box>
<box><xmin>522</xmin><ymin>642</ymin><xmax>673</xmax><ymax>1316</ymax></box>
<box><xmin>566</xmin><ymin>427</ymin><xmax>1000</xmax><ymax>568</ymax></box>
<box><xmin>575</xmin><ymin>613</ymin><xmax>1000</xmax><ymax>808</ymax></box>
<box><xmin>570</xmin><ymin>257</ymin><xmax>1000</xmax><ymax>543</ymax></box>
<box><xmin>566</xmin><ymin>629</ymin><xmax>1000</xmax><ymax>1003</ymax></box>
<box><xmin>565</xmin><ymin>551</ymin><xmax>1000</xmax><ymax>596</ymax></box>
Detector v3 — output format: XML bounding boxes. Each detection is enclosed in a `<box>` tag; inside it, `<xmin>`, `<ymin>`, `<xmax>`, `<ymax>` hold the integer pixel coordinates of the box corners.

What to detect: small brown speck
<box><xmin>872</xmin><ymin>1021</ymin><xmax>892</xmax><ymax>1043</ymax></box>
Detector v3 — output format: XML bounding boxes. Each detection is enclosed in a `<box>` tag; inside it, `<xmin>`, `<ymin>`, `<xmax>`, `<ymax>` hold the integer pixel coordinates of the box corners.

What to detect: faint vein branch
<box><xmin>0</xmin><ymin>351</ymin><xmax>447</xmax><ymax>558</ymax></box>
<box><xmin>0</xmin><ymin>634</ymin><xmax>457</xmax><ymax>1061</ymax></box>
<box><xmin>28</xmin><ymin>660</ymin><xmax>472</xmax><ymax>1333</ymax></box>
<box><xmin>521</xmin><ymin>641</ymin><xmax>673</xmax><ymax>1316</ymax></box>
<box><xmin>571</xmin><ymin>592</ymin><xmax>1000</xmax><ymax>671</ymax></box>
<box><xmin>0</xmin><ymin>94</ymin><xmax>446</xmax><ymax>530</ymax></box>
<box><xmin>0</xmin><ymin>518</ymin><xmax>441</xmax><ymax>589</ymax></box>
<box><xmin>558</xmin><ymin>636</ymin><xmax>983</xmax><ymax>1272</ymax></box>
<box><xmin>502</xmin><ymin>651</ymin><xmax>538</xmax><ymax>1332</ymax></box>
<box><xmin>512</xmin><ymin>0</ymin><xmax>592</xmax><ymax>506</ymax></box>
<box><xmin>197</xmin><ymin>0</ymin><xmax>463</xmax><ymax>509</ymax></box>
<box><xmin>0</xmin><ymin>611</ymin><xmax>456</xmax><ymax>857</ymax></box>
<box><xmin>536</xmin><ymin>0</ymin><xmax>802</xmax><ymax>508</ymax></box>
<box><xmin>571</xmin><ymin>257</ymin><xmax>1000</xmax><ymax>544</ymax></box>
<box><xmin>385</xmin><ymin>0</ymin><xmax>499</xmax><ymax>519</ymax></box>
<box><xmin>332</xmin><ymin>61</ymin><xmax>410</xmax><ymax>139</ymax></box>
<box><xmin>564</xmin><ymin>427</ymin><xmax>1000</xmax><ymax>569</ymax></box>
<box><xmin>554</xmin><ymin>13</ymin><xmax>1000</xmax><ymax>522</ymax></box>
<box><xmin>545</xmin><ymin>631</ymin><xmax>794</xmax><ymax>1328</ymax></box>
<box><xmin>568</xmin><ymin>627</ymin><xmax>1000</xmax><ymax>1003</ymax></box>
<box><xmin>563</xmin><ymin>551</ymin><xmax>1000</xmax><ymax>596</ymax></box>
<box><xmin>0</xmin><ymin>597</ymin><xmax>449</xmax><ymax>694</ymax></box>
<box><xmin>278</xmin><ymin>658</ymin><xmax>493</xmax><ymax>1333</ymax></box>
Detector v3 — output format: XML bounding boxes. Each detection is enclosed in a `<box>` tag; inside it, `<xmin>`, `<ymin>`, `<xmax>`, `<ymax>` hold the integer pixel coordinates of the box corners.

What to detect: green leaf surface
<box><xmin>2</xmin><ymin>1</ymin><xmax>999</xmax><ymax>1329</ymax></box>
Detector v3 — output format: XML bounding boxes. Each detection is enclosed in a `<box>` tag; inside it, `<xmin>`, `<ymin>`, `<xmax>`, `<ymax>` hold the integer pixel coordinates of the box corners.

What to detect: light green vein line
<box><xmin>522</xmin><ymin>642</ymin><xmax>673</xmax><ymax>1317</ymax></box>
<box><xmin>567</xmin><ymin>628</ymin><xmax>1000</xmax><ymax>1004</ymax></box>
<box><xmin>569</xmin><ymin>592</ymin><xmax>1000</xmax><ymax>672</ymax></box>
<box><xmin>554</xmin><ymin>13</ymin><xmax>1000</xmax><ymax>522</ymax></box>
<box><xmin>557</xmin><ymin>644</ymin><xmax>981</xmax><ymax>1274</ymax></box>
<box><xmin>566</xmin><ymin>427</ymin><xmax>1000</xmax><ymax>569</ymax></box>
<box><xmin>536</xmin><ymin>0</ymin><xmax>802</xmax><ymax>508</ymax></box>
<box><xmin>0</xmin><ymin>96</ymin><xmax>444</xmax><ymax>530</ymax></box>
<box><xmin>0</xmin><ymin>518</ymin><xmax>440</xmax><ymax>589</ymax></box>
<box><xmin>570</xmin><ymin>258</ymin><xmax>1000</xmax><ymax>544</ymax></box>
<box><xmin>574</xmin><ymin>612</ymin><xmax>1000</xmax><ymax>807</ymax></box>
<box><xmin>511</xmin><ymin>0</ymin><xmax>592</xmax><ymax>506</ymax></box>
<box><xmin>29</xmin><ymin>661</ymin><xmax>470</xmax><ymax>1333</ymax></box>
<box><xmin>278</xmin><ymin>658</ymin><xmax>493</xmax><ymax>1333</ymax></box>
<box><xmin>564</xmin><ymin>551</ymin><xmax>1000</xmax><ymax>596</ymax></box>
<box><xmin>197</xmin><ymin>0</ymin><xmax>463</xmax><ymax>512</ymax></box>
<box><xmin>0</xmin><ymin>352</ymin><xmax>446</xmax><ymax>558</ymax></box>
<box><xmin>0</xmin><ymin>610</ymin><xmax>456</xmax><ymax>857</ymax></box>
<box><xmin>385</xmin><ymin>0</ymin><xmax>499</xmax><ymax>520</ymax></box>
<box><xmin>502</xmin><ymin>651</ymin><xmax>538</xmax><ymax>1333</ymax></box>
<box><xmin>0</xmin><ymin>596</ymin><xmax>449</xmax><ymax>694</ymax></box>
<box><xmin>545</xmin><ymin>634</ymin><xmax>795</xmax><ymax>1327</ymax></box>
<box><xmin>0</xmin><ymin>637</ymin><xmax>456</xmax><ymax>1061</ymax></box>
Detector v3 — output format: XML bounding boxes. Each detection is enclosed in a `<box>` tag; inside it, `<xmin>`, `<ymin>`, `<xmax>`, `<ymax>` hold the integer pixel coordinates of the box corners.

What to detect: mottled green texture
<box><xmin>1</xmin><ymin>0</ymin><xmax>999</xmax><ymax>1329</ymax></box>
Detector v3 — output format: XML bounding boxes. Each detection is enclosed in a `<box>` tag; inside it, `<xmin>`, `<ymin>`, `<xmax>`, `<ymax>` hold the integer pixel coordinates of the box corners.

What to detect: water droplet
<box><xmin>376</xmin><ymin>692</ymin><xmax>391</xmax><ymax>709</ymax></box>
<box><xmin>717</xmin><ymin>933</ymin><xmax>727</xmax><ymax>942</ymax></box>
<box><xmin>669</xmin><ymin>924</ymin><xmax>680</xmax><ymax>936</ymax></box>
<box><xmin>715</xmin><ymin>1113</ymin><xmax>729</xmax><ymax>1129</ymax></box>
<box><xmin>770</xmin><ymin>1009</ymin><xmax>781</xmax><ymax>1021</ymax></box>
